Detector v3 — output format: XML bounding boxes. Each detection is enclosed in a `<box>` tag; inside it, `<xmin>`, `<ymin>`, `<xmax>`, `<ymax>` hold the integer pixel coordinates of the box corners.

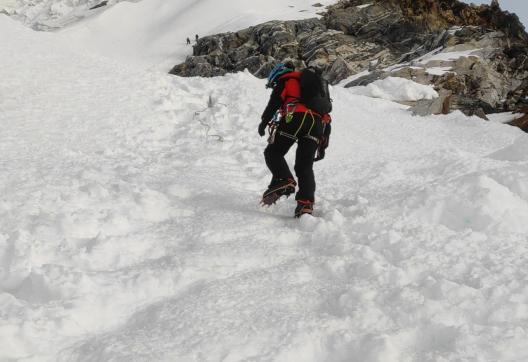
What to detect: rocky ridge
<box><xmin>170</xmin><ymin>0</ymin><xmax>528</xmax><ymax>122</ymax></box>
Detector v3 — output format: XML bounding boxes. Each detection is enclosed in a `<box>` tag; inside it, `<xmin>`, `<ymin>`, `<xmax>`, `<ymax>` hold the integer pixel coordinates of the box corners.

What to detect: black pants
<box><xmin>264</xmin><ymin>111</ymin><xmax>323</xmax><ymax>202</ymax></box>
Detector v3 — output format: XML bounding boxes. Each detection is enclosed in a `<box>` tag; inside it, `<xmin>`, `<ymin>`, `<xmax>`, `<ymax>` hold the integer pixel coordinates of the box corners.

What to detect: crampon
<box><xmin>260</xmin><ymin>178</ymin><xmax>296</xmax><ymax>206</ymax></box>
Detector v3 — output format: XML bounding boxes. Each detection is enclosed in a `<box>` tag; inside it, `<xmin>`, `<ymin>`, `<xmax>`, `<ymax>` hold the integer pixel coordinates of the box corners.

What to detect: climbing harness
<box><xmin>274</xmin><ymin>110</ymin><xmax>319</xmax><ymax>144</ymax></box>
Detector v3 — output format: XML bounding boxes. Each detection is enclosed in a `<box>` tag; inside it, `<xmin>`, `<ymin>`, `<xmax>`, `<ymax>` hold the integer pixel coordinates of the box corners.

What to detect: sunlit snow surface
<box><xmin>2</xmin><ymin>8</ymin><xmax>528</xmax><ymax>362</ymax></box>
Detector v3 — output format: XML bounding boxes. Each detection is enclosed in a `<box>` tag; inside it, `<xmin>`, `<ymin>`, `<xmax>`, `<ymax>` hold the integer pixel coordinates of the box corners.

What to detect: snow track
<box><xmin>2</xmin><ymin>14</ymin><xmax>528</xmax><ymax>362</ymax></box>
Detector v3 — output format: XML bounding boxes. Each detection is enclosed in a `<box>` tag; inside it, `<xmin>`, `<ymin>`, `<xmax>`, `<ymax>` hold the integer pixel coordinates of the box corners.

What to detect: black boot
<box><xmin>261</xmin><ymin>178</ymin><xmax>296</xmax><ymax>206</ymax></box>
<box><xmin>294</xmin><ymin>199</ymin><xmax>313</xmax><ymax>217</ymax></box>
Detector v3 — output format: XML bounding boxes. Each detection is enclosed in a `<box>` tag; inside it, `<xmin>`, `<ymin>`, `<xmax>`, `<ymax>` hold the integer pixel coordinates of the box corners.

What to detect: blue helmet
<box><xmin>266</xmin><ymin>62</ymin><xmax>294</xmax><ymax>88</ymax></box>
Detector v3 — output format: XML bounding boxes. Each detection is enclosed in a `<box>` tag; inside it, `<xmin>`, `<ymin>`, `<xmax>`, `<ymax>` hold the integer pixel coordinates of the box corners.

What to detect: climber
<box><xmin>258</xmin><ymin>61</ymin><xmax>332</xmax><ymax>217</ymax></box>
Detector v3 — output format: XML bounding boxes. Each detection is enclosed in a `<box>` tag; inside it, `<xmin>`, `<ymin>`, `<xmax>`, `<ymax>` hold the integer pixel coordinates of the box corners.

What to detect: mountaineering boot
<box><xmin>261</xmin><ymin>178</ymin><xmax>296</xmax><ymax>206</ymax></box>
<box><xmin>295</xmin><ymin>199</ymin><xmax>313</xmax><ymax>218</ymax></box>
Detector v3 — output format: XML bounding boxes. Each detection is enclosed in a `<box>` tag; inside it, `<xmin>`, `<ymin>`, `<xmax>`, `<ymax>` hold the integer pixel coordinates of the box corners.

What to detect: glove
<box><xmin>258</xmin><ymin>121</ymin><xmax>268</xmax><ymax>137</ymax></box>
<box><xmin>314</xmin><ymin>135</ymin><xmax>328</xmax><ymax>162</ymax></box>
<box><xmin>314</xmin><ymin>149</ymin><xmax>325</xmax><ymax>162</ymax></box>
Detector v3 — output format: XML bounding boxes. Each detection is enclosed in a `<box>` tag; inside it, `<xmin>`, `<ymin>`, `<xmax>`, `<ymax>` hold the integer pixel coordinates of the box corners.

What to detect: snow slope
<box><xmin>58</xmin><ymin>0</ymin><xmax>336</xmax><ymax>70</ymax></box>
<box><xmin>0</xmin><ymin>0</ymin><xmax>130</xmax><ymax>30</ymax></box>
<box><xmin>2</xmin><ymin>7</ymin><xmax>528</xmax><ymax>362</ymax></box>
<box><xmin>1</xmin><ymin>0</ymin><xmax>335</xmax><ymax>69</ymax></box>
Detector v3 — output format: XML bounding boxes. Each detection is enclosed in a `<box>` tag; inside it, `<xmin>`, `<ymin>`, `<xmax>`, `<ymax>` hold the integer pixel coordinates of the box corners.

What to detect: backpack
<box><xmin>299</xmin><ymin>67</ymin><xmax>332</xmax><ymax>115</ymax></box>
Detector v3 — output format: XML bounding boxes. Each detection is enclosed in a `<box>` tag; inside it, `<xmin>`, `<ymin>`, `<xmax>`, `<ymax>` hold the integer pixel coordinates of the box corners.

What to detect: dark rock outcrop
<box><xmin>508</xmin><ymin>109</ymin><xmax>528</xmax><ymax>132</ymax></box>
<box><xmin>169</xmin><ymin>18</ymin><xmax>370</xmax><ymax>83</ymax></box>
<box><xmin>171</xmin><ymin>19</ymin><xmax>322</xmax><ymax>78</ymax></box>
<box><xmin>170</xmin><ymin>0</ymin><xmax>528</xmax><ymax>125</ymax></box>
<box><xmin>327</xmin><ymin>0</ymin><xmax>527</xmax><ymax>41</ymax></box>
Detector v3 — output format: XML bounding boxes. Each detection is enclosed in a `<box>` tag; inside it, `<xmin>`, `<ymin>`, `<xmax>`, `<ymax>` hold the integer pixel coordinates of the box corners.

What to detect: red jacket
<box><xmin>261</xmin><ymin>71</ymin><xmax>311</xmax><ymax>122</ymax></box>
<box><xmin>278</xmin><ymin>72</ymin><xmax>310</xmax><ymax>114</ymax></box>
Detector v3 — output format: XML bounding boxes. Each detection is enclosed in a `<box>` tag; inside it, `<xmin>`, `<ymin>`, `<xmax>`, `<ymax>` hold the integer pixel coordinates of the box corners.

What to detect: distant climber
<box><xmin>195</xmin><ymin>34</ymin><xmax>199</xmax><ymax>42</ymax></box>
<box><xmin>259</xmin><ymin>61</ymin><xmax>332</xmax><ymax>217</ymax></box>
<box><xmin>186</xmin><ymin>37</ymin><xmax>191</xmax><ymax>45</ymax></box>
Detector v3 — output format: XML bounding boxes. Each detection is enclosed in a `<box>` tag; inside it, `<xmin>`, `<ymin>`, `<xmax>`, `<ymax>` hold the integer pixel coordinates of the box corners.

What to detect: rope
<box><xmin>193</xmin><ymin>96</ymin><xmax>225</xmax><ymax>142</ymax></box>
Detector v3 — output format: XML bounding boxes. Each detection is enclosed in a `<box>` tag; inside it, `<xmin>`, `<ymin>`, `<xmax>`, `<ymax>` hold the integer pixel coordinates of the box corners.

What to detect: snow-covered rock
<box><xmin>347</xmin><ymin>77</ymin><xmax>439</xmax><ymax>102</ymax></box>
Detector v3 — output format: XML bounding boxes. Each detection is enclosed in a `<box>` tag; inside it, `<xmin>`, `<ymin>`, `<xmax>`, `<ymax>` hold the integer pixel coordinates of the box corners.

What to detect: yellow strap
<box><xmin>293</xmin><ymin>111</ymin><xmax>308</xmax><ymax>138</ymax></box>
<box><xmin>306</xmin><ymin>110</ymin><xmax>316</xmax><ymax>136</ymax></box>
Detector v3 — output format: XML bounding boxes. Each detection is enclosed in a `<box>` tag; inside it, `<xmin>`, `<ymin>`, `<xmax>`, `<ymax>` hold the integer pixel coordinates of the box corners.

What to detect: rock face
<box><xmin>170</xmin><ymin>0</ymin><xmax>528</xmax><ymax>123</ymax></box>
<box><xmin>169</xmin><ymin>19</ymin><xmax>364</xmax><ymax>84</ymax></box>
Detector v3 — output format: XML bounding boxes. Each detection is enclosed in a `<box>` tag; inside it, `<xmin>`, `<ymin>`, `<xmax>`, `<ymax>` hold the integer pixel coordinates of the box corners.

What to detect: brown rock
<box><xmin>508</xmin><ymin>111</ymin><xmax>528</xmax><ymax>132</ymax></box>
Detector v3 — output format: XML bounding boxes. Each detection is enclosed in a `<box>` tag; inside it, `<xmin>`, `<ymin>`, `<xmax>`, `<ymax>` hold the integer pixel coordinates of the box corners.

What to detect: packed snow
<box><xmin>425</xmin><ymin>67</ymin><xmax>456</xmax><ymax>76</ymax></box>
<box><xmin>2</xmin><ymin>1</ymin><xmax>528</xmax><ymax>361</ymax></box>
<box><xmin>357</xmin><ymin>3</ymin><xmax>373</xmax><ymax>9</ymax></box>
<box><xmin>416</xmin><ymin>48</ymin><xmax>481</xmax><ymax>66</ymax></box>
<box><xmin>488</xmin><ymin>112</ymin><xmax>525</xmax><ymax>124</ymax></box>
<box><xmin>348</xmin><ymin>77</ymin><xmax>439</xmax><ymax>102</ymax></box>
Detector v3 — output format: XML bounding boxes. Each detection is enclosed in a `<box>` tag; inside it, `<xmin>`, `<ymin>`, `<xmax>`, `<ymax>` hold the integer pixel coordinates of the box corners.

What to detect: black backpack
<box><xmin>299</xmin><ymin>67</ymin><xmax>332</xmax><ymax>115</ymax></box>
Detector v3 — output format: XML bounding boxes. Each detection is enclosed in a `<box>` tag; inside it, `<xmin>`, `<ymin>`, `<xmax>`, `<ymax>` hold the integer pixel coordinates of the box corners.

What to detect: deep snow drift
<box><xmin>2</xmin><ymin>4</ymin><xmax>528</xmax><ymax>362</ymax></box>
